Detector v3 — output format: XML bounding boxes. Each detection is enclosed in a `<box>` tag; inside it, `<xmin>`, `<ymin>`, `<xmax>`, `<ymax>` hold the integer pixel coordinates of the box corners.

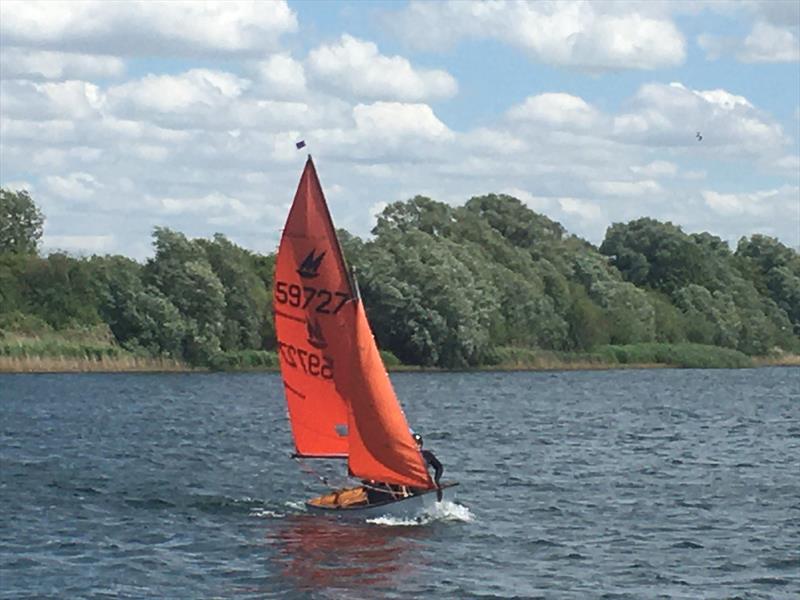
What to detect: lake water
<box><xmin>1</xmin><ymin>368</ymin><xmax>799</xmax><ymax>599</ymax></box>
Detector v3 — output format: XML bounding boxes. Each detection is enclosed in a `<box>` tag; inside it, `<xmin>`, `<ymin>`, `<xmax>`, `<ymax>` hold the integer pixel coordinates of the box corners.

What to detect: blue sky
<box><xmin>1</xmin><ymin>0</ymin><xmax>798</xmax><ymax>259</ymax></box>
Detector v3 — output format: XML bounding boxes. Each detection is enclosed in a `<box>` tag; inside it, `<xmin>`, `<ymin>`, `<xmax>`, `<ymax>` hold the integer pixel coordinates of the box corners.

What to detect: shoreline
<box><xmin>2</xmin><ymin>354</ymin><xmax>798</xmax><ymax>374</ymax></box>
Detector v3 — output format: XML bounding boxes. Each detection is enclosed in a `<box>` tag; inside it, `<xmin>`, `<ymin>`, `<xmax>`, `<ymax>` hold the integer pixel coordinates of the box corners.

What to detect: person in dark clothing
<box><xmin>413</xmin><ymin>432</ymin><xmax>444</xmax><ymax>501</ymax></box>
<box><xmin>363</xmin><ymin>480</ymin><xmax>398</xmax><ymax>505</ymax></box>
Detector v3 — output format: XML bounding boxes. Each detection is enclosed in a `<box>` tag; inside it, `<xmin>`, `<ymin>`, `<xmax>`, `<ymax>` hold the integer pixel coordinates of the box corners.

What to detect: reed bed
<box><xmin>0</xmin><ymin>354</ymin><xmax>188</xmax><ymax>373</ymax></box>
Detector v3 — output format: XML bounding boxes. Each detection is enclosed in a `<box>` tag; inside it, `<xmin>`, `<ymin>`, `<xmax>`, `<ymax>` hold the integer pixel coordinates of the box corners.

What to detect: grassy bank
<box><xmin>0</xmin><ymin>325</ymin><xmax>190</xmax><ymax>373</ymax></box>
<box><xmin>470</xmin><ymin>343</ymin><xmax>797</xmax><ymax>371</ymax></box>
<box><xmin>0</xmin><ymin>354</ymin><xmax>188</xmax><ymax>373</ymax></box>
<box><xmin>1</xmin><ymin>328</ymin><xmax>797</xmax><ymax>373</ymax></box>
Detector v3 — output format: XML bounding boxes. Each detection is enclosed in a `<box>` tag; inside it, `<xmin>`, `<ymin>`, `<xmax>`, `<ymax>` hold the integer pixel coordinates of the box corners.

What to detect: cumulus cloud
<box><xmin>702</xmin><ymin>185</ymin><xmax>799</xmax><ymax>218</ymax></box>
<box><xmin>43</xmin><ymin>234</ymin><xmax>115</xmax><ymax>254</ymax></box>
<box><xmin>388</xmin><ymin>0</ymin><xmax>685</xmax><ymax>71</ymax></box>
<box><xmin>774</xmin><ymin>154</ymin><xmax>800</xmax><ymax>176</ymax></box>
<box><xmin>590</xmin><ymin>179</ymin><xmax>663</xmax><ymax>197</ymax></box>
<box><xmin>629</xmin><ymin>160</ymin><xmax>678</xmax><ymax>178</ymax></box>
<box><xmin>698</xmin><ymin>0</ymin><xmax>799</xmax><ymax>63</ymax></box>
<box><xmin>255</xmin><ymin>53</ymin><xmax>307</xmax><ymax>98</ymax></box>
<box><xmin>0</xmin><ymin>48</ymin><xmax>125</xmax><ymax>81</ymax></box>
<box><xmin>106</xmin><ymin>69</ymin><xmax>247</xmax><ymax>116</ymax></box>
<box><xmin>43</xmin><ymin>172</ymin><xmax>102</xmax><ymax>199</ymax></box>
<box><xmin>612</xmin><ymin>82</ymin><xmax>787</xmax><ymax>155</ymax></box>
<box><xmin>0</xmin><ymin>80</ymin><xmax>104</xmax><ymax>121</ymax></box>
<box><xmin>150</xmin><ymin>192</ymin><xmax>259</xmax><ymax>222</ymax></box>
<box><xmin>699</xmin><ymin>21</ymin><xmax>799</xmax><ymax>63</ymax></box>
<box><xmin>0</xmin><ymin>0</ymin><xmax>297</xmax><ymax>56</ymax></box>
<box><xmin>352</xmin><ymin>102</ymin><xmax>452</xmax><ymax>140</ymax></box>
<box><xmin>307</xmin><ymin>34</ymin><xmax>457</xmax><ymax>101</ymax></box>
<box><xmin>739</xmin><ymin>21</ymin><xmax>800</xmax><ymax>63</ymax></box>
<box><xmin>507</xmin><ymin>93</ymin><xmax>600</xmax><ymax>130</ymax></box>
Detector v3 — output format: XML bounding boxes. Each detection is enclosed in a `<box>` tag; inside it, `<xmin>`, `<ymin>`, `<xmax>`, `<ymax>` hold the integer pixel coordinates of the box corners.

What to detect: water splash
<box><xmin>283</xmin><ymin>500</ymin><xmax>307</xmax><ymax>512</ymax></box>
<box><xmin>366</xmin><ymin>501</ymin><xmax>474</xmax><ymax>526</ymax></box>
<box><xmin>428</xmin><ymin>500</ymin><xmax>474</xmax><ymax>522</ymax></box>
<box><xmin>250</xmin><ymin>508</ymin><xmax>284</xmax><ymax>519</ymax></box>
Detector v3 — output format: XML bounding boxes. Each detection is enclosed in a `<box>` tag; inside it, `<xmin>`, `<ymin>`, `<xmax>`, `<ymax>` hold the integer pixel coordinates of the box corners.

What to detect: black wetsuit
<box><xmin>422</xmin><ymin>449</ymin><xmax>443</xmax><ymax>485</ymax></box>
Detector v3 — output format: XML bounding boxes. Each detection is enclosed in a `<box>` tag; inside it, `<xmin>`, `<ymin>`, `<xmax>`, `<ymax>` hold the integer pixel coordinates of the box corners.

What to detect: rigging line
<box><xmin>293</xmin><ymin>456</ymin><xmax>349</xmax><ymax>489</ymax></box>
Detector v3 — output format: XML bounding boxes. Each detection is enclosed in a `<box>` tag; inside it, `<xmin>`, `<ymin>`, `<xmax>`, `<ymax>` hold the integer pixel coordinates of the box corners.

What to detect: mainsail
<box><xmin>273</xmin><ymin>158</ymin><xmax>352</xmax><ymax>458</ymax></box>
<box><xmin>274</xmin><ymin>157</ymin><xmax>433</xmax><ymax>489</ymax></box>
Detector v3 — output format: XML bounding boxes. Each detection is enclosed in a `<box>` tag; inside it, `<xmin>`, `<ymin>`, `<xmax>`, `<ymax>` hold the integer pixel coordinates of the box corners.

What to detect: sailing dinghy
<box><xmin>273</xmin><ymin>157</ymin><xmax>457</xmax><ymax>518</ymax></box>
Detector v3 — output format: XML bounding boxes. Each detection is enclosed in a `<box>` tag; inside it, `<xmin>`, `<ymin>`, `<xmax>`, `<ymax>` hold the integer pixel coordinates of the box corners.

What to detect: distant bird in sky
<box><xmin>696</xmin><ymin>131</ymin><xmax>703</xmax><ymax>141</ymax></box>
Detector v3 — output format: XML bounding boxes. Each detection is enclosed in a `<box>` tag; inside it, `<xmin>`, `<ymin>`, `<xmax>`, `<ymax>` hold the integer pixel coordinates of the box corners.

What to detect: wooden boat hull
<box><xmin>306</xmin><ymin>482</ymin><xmax>458</xmax><ymax>519</ymax></box>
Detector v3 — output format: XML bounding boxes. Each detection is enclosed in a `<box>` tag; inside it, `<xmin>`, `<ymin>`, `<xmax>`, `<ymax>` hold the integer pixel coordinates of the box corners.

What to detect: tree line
<box><xmin>1</xmin><ymin>188</ymin><xmax>798</xmax><ymax>369</ymax></box>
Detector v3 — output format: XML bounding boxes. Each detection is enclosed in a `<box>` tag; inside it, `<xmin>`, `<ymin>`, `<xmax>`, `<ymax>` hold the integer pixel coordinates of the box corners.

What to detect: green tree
<box><xmin>91</xmin><ymin>255</ymin><xmax>186</xmax><ymax>357</ymax></box>
<box><xmin>199</xmin><ymin>234</ymin><xmax>268</xmax><ymax>352</ymax></box>
<box><xmin>22</xmin><ymin>253</ymin><xmax>101</xmax><ymax>329</ymax></box>
<box><xmin>736</xmin><ymin>235</ymin><xmax>800</xmax><ymax>334</ymax></box>
<box><xmin>1</xmin><ymin>189</ymin><xmax>44</xmax><ymax>254</ymax></box>
<box><xmin>144</xmin><ymin>228</ymin><xmax>226</xmax><ymax>364</ymax></box>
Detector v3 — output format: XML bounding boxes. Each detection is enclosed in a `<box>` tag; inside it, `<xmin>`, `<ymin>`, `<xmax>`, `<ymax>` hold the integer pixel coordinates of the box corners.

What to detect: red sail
<box><xmin>273</xmin><ymin>158</ymin><xmax>352</xmax><ymax>457</ymax></box>
<box><xmin>333</xmin><ymin>300</ymin><xmax>434</xmax><ymax>488</ymax></box>
<box><xmin>275</xmin><ymin>157</ymin><xmax>433</xmax><ymax>489</ymax></box>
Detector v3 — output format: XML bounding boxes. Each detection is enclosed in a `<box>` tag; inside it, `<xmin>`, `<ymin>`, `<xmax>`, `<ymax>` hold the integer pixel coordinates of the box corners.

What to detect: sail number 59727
<box><xmin>278</xmin><ymin>341</ymin><xmax>333</xmax><ymax>380</ymax></box>
<box><xmin>275</xmin><ymin>281</ymin><xmax>349</xmax><ymax>314</ymax></box>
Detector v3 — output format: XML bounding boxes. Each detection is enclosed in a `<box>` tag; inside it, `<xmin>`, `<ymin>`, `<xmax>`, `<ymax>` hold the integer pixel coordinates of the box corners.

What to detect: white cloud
<box><xmin>151</xmin><ymin>192</ymin><xmax>258</xmax><ymax>222</ymax></box>
<box><xmin>0</xmin><ymin>48</ymin><xmax>125</xmax><ymax>81</ymax></box>
<box><xmin>739</xmin><ymin>21</ymin><xmax>800</xmax><ymax>63</ymax></box>
<box><xmin>613</xmin><ymin>82</ymin><xmax>786</xmax><ymax>155</ymax></box>
<box><xmin>255</xmin><ymin>53</ymin><xmax>307</xmax><ymax>97</ymax></box>
<box><xmin>0</xmin><ymin>0</ymin><xmax>297</xmax><ymax>56</ymax></box>
<box><xmin>0</xmin><ymin>80</ymin><xmax>104</xmax><ymax>120</ymax></box>
<box><xmin>1</xmin><ymin>179</ymin><xmax>33</xmax><ymax>192</ymax></box>
<box><xmin>702</xmin><ymin>186</ymin><xmax>799</xmax><ymax>219</ymax></box>
<box><xmin>507</xmin><ymin>93</ymin><xmax>600</xmax><ymax>130</ymax></box>
<box><xmin>43</xmin><ymin>172</ymin><xmax>102</xmax><ymax>199</ymax></box>
<box><xmin>590</xmin><ymin>180</ymin><xmax>663</xmax><ymax>197</ymax></box>
<box><xmin>629</xmin><ymin>160</ymin><xmax>678</xmax><ymax>178</ymax></box>
<box><xmin>460</xmin><ymin>128</ymin><xmax>528</xmax><ymax>155</ymax></box>
<box><xmin>107</xmin><ymin>69</ymin><xmax>247</xmax><ymax>114</ymax></box>
<box><xmin>699</xmin><ymin>22</ymin><xmax>799</xmax><ymax>64</ymax></box>
<box><xmin>352</xmin><ymin>102</ymin><xmax>453</xmax><ymax>141</ymax></box>
<box><xmin>503</xmin><ymin>188</ymin><xmax>556</xmax><ymax>213</ymax></box>
<box><xmin>774</xmin><ymin>154</ymin><xmax>800</xmax><ymax>175</ymax></box>
<box><xmin>389</xmin><ymin>0</ymin><xmax>685</xmax><ymax>71</ymax></box>
<box><xmin>307</xmin><ymin>34</ymin><xmax>457</xmax><ymax>101</ymax></box>
<box><xmin>698</xmin><ymin>0</ymin><xmax>799</xmax><ymax>65</ymax></box>
<box><xmin>43</xmin><ymin>234</ymin><xmax>114</xmax><ymax>254</ymax></box>
<box><xmin>682</xmin><ymin>170</ymin><xmax>707</xmax><ymax>181</ymax></box>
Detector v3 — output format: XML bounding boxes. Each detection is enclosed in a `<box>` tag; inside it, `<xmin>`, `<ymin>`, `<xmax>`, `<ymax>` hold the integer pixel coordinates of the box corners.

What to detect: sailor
<box><xmin>412</xmin><ymin>432</ymin><xmax>444</xmax><ymax>501</ymax></box>
<box><xmin>362</xmin><ymin>479</ymin><xmax>396</xmax><ymax>505</ymax></box>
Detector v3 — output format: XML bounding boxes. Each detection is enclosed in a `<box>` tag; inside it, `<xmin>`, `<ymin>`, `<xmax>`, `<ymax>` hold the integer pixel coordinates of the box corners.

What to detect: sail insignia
<box><xmin>297</xmin><ymin>249</ymin><xmax>326</xmax><ymax>279</ymax></box>
<box><xmin>306</xmin><ymin>318</ymin><xmax>327</xmax><ymax>349</ymax></box>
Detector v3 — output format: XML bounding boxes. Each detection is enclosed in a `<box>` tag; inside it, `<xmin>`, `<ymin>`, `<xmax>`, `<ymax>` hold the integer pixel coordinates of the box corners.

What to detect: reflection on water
<box><xmin>267</xmin><ymin>514</ymin><xmax>430</xmax><ymax>593</ymax></box>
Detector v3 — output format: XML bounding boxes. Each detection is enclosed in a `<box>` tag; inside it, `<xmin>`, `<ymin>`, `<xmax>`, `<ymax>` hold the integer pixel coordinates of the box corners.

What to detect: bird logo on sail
<box><xmin>306</xmin><ymin>319</ymin><xmax>327</xmax><ymax>349</ymax></box>
<box><xmin>297</xmin><ymin>249</ymin><xmax>325</xmax><ymax>279</ymax></box>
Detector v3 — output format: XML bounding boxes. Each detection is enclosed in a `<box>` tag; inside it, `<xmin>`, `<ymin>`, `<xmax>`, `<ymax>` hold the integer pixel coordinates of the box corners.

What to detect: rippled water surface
<box><xmin>2</xmin><ymin>368</ymin><xmax>799</xmax><ymax>599</ymax></box>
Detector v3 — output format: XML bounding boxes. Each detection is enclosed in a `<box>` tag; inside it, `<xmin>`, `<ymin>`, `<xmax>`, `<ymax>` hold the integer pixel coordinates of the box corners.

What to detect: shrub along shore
<box><xmin>2</xmin><ymin>331</ymin><xmax>797</xmax><ymax>373</ymax></box>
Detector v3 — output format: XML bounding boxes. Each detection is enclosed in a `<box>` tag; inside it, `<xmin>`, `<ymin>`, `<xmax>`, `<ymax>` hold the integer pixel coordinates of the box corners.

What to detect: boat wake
<box><xmin>249</xmin><ymin>500</ymin><xmax>309</xmax><ymax>519</ymax></box>
<box><xmin>366</xmin><ymin>500</ymin><xmax>474</xmax><ymax>526</ymax></box>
